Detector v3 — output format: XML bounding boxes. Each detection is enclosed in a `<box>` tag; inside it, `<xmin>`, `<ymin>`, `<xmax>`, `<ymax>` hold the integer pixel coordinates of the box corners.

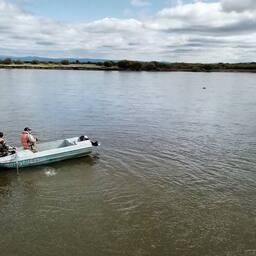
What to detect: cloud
<box><xmin>221</xmin><ymin>0</ymin><xmax>256</xmax><ymax>13</ymax></box>
<box><xmin>152</xmin><ymin>2</ymin><xmax>256</xmax><ymax>34</ymax></box>
<box><xmin>131</xmin><ymin>0</ymin><xmax>151</xmax><ymax>7</ymax></box>
<box><xmin>84</xmin><ymin>18</ymin><xmax>142</xmax><ymax>33</ymax></box>
<box><xmin>0</xmin><ymin>0</ymin><xmax>256</xmax><ymax>62</ymax></box>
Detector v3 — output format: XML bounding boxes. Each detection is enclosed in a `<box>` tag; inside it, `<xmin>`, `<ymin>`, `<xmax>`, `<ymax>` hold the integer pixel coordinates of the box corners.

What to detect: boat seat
<box><xmin>64</xmin><ymin>139</ymin><xmax>77</xmax><ymax>146</ymax></box>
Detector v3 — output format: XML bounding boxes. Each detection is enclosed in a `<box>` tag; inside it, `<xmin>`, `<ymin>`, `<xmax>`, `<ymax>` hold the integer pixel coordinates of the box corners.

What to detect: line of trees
<box><xmin>0</xmin><ymin>58</ymin><xmax>72</xmax><ymax>65</ymax></box>
<box><xmin>1</xmin><ymin>57</ymin><xmax>256</xmax><ymax>72</ymax></box>
<box><xmin>0</xmin><ymin>58</ymin><xmax>42</xmax><ymax>65</ymax></box>
<box><xmin>105</xmin><ymin>60</ymin><xmax>256</xmax><ymax>72</ymax></box>
<box><xmin>114</xmin><ymin>60</ymin><xmax>256</xmax><ymax>72</ymax></box>
<box><xmin>0</xmin><ymin>58</ymin><xmax>90</xmax><ymax>65</ymax></box>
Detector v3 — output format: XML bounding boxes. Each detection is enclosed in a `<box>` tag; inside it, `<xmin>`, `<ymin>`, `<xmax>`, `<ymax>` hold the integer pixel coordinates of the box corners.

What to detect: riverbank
<box><xmin>1</xmin><ymin>61</ymin><xmax>256</xmax><ymax>72</ymax></box>
<box><xmin>0</xmin><ymin>63</ymin><xmax>119</xmax><ymax>71</ymax></box>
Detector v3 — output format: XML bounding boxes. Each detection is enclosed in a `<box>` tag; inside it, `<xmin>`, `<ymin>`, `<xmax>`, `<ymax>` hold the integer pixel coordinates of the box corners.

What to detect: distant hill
<box><xmin>0</xmin><ymin>55</ymin><xmax>106</xmax><ymax>63</ymax></box>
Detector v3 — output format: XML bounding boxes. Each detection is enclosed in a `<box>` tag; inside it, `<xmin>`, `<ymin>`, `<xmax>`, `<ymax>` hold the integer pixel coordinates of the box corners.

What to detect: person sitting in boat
<box><xmin>0</xmin><ymin>132</ymin><xmax>9</xmax><ymax>157</ymax></box>
<box><xmin>78</xmin><ymin>135</ymin><xmax>89</xmax><ymax>142</ymax></box>
<box><xmin>0</xmin><ymin>132</ymin><xmax>16</xmax><ymax>157</ymax></box>
<box><xmin>78</xmin><ymin>135</ymin><xmax>99</xmax><ymax>146</ymax></box>
<box><xmin>21</xmin><ymin>127</ymin><xmax>38</xmax><ymax>152</ymax></box>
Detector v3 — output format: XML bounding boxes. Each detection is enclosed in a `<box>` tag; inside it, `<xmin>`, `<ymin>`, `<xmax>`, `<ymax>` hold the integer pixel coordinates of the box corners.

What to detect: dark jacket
<box><xmin>0</xmin><ymin>138</ymin><xmax>8</xmax><ymax>157</ymax></box>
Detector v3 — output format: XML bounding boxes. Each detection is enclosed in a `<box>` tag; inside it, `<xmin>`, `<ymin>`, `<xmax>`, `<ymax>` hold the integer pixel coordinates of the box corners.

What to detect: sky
<box><xmin>1</xmin><ymin>0</ymin><xmax>256</xmax><ymax>62</ymax></box>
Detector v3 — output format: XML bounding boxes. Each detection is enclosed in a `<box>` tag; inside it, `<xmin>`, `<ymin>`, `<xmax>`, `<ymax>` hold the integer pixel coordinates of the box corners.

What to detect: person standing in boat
<box><xmin>21</xmin><ymin>127</ymin><xmax>38</xmax><ymax>152</ymax></box>
<box><xmin>0</xmin><ymin>132</ymin><xmax>9</xmax><ymax>157</ymax></box>
<box><xmin>0</xmin><ymin>132</ymin><xmax>16</xmax><ymax>157</ymax></box>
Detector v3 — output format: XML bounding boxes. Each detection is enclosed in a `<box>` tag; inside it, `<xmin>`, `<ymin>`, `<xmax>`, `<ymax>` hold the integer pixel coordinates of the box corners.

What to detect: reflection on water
<box><xmin>0</xmin><ymin>70</ymin><xmax>256</xmax><ymax>256</ymax></box>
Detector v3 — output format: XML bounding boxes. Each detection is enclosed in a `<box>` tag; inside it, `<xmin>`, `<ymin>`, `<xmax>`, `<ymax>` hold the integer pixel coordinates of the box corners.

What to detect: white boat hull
<box><xmin>0</xmin><ymin>137</ymin><xmax>94</xmax><ymax>169</ymax></box>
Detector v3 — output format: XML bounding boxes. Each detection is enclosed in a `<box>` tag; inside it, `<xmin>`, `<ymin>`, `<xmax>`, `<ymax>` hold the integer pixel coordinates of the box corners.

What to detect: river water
<box><xmin>0</xmin><ymin>70</ymin><xmax>256</xmax><ymax>256</ymax></box>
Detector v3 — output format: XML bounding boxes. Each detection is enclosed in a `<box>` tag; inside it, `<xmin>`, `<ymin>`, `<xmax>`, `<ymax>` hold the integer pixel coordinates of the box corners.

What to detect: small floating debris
<box><xmin>202</xmin><ymin>87</ymin><xmax>206</xmax><ymax>89</ymax></box>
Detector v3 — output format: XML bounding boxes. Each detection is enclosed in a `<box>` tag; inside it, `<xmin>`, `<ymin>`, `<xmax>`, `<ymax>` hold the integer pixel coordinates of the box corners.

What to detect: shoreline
<box><xmin>1</xmin><ymin>64</ymin><xmax>256</xmax><ymax>73</ymax></box>
<box><xmin>0</xmin><ymin>64</ymin><xmax>118</xmax><ymax>71</ymax></box>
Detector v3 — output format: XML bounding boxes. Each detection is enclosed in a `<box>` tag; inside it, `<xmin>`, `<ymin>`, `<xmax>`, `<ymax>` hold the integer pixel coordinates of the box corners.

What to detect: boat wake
<box><xmin>44</xmin><ymin>167</ymin><xmax>57</xmax><ymax>177</ymax></box>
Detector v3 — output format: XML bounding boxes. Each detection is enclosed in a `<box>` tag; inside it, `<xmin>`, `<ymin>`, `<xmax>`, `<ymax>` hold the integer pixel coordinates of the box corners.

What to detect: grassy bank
<box><xmin>1</xmin><ymin>58</ymin><xmax>256</xmax><ymax>72</ymax></box>
<box><xmin>0</xmin><ymin>63</ymin><xmax>118</xmax><ymax>71</ymax></box>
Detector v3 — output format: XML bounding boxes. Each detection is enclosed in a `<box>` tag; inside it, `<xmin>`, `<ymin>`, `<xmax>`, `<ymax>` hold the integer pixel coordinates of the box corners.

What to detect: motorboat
<box><xmin>0</xmin><ymin>137</ymin><xmax>99</xmax><ymax>169</ymax></box>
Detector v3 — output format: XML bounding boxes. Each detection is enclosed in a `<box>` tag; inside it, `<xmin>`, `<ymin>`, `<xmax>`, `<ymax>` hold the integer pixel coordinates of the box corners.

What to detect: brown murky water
<box><xmin>0</xmin><ymin>70</ymin><xmax>256</xmax><ymax>256</ymax></box>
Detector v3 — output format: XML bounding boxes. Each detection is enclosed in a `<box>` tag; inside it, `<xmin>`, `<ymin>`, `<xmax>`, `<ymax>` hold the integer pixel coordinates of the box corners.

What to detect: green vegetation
<box><xmin>61</xmin><ymin>59</ymin><xmax>70</xmax><ymax>65</ymax></box>
<box><xmin>13</xmin><ymin>60</ymin><xmax>24</xmax><ymax>65</ymax></box>
<box><xmin>117</xmin><ymin>60</ymin><xmax>256</xmax><ymax>72</ymax></box>
<box><xmin>103</xmin><ymin>61</ymin><xmax>114</xmax><ymax>67</ymax></box>
<box><xmin>31</xmin><ymin>60</ymin><xmax>39</xmax><ymax>65</ymax></box>
<box><xmin>1</xmin><ymin>58</ymin><xmax>13</xmax><ymax>65</ymax></box>
<box><xmin>1</xmin><ymin>58</ymin><xmax>256</xmax><ymax>72</ymax></box>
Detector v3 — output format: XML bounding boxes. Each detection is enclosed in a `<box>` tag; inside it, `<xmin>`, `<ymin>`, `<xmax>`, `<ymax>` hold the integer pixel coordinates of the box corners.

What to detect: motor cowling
<box><xmin>78</xmin><ymin>135</ymin><xmax>99</xmax><ymax>147</ymax></box>
<box><xmin>91</xmin><ymin>141</ymin><xmax>99</xmax><ymax>147</ymax></box>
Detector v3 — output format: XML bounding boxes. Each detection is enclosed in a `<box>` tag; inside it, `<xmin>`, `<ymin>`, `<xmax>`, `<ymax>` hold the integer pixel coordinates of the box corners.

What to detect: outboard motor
<box><xmin>79</xmin><ymin>135</ymin><xmax>99</xmax><ymax>147</ymax></box>
<box><xmin>91</xmin><ymin>141</ymin><xmax>99</xmax><ymax>147</ymax></box>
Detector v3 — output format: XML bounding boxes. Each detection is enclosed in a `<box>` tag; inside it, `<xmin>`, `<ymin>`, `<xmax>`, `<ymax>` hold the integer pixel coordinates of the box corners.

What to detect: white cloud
<box><xmin>0</xmin><ymin>0</ymin><xmax>256</xmax><ymax>62</ymax></box>
<box><xmin>221</xmin><ymin>0</ymin><xmax>256</xmax><ymax>12</ymax></box>
<box><xmin>153</xmin><ymin>2</ymin><xmax>256</xmax><ymax>32</ymax></box>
